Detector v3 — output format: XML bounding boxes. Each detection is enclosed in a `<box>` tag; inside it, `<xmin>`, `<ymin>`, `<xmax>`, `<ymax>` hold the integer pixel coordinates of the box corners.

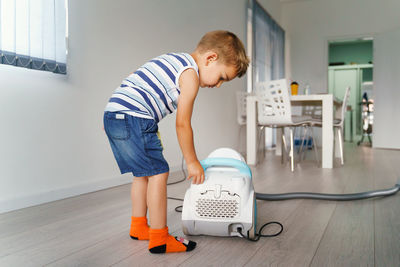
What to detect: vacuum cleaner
<box><xmin>181</xmin><ymin>148</ymin><xmax>400</xmax><ymax>239</ymax></box>
<box><xmin>182</xmin><ymin>148</ymin><xmax>256</xmax><ymax>238</ymax></box>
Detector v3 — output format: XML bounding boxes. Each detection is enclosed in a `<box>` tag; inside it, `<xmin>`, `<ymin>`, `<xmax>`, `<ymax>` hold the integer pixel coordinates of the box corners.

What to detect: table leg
<box><xmin>322</xmin><ymin>95</ymin><xmax>334</xmax><ymax>168</ymax></box>
<box><xmin>246</xmin><ymin>96</ymin><xmax>257</xmax><ymax>165</ymax></box>
<box><xmin>334</xmin><ymin>104</ymin><xmax>342</xmax><ymax>158</ymax></box>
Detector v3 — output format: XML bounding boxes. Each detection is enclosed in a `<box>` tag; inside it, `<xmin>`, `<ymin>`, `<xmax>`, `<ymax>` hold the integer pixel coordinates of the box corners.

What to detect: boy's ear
<box><xmin>205</xmin><ymin>51</ymin><xmax>218</xmax><ymax>65</ymax></box>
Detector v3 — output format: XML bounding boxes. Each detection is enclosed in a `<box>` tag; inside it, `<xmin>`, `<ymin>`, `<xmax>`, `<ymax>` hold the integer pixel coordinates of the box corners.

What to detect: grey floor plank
<box><xmin>0</xmin><ymin>183</ymin><xmax>131</xmax><ymax>239</ymax></box>
<box><xmin>0</xmin><ymin>199</ymin><xmax>129</xmax><ymax>258</ymax></box>
<box><xmin>0</xmin><ymin>208</ymin><xmax>130</xmax><ymax>266</ymax></box>
<box><xmin>45</xmin><ymin>231</ymin><xmax>147</xmax><ymax>267</ymax></box>
<box><xmin>245</xmin><ymin>165</ymin><xmax>342</xmax><ymax>266</ymax></box>
<box><xmin>310</xmin><ymin>145</ymin><xmax>376</xmax><ymax>267</ymax></box>
<box><xmin>373</xmin><ymin>149</ymin><xmax>400</xmax><ymax>266</ymax></box>
<box><xmin>45</xmin><ymin>177</ymin><xmax>191</xmax><ymax>267</ymax></box>
<box><xmin>1</xmin><ymin>144</ymin><xmax>399</xmax><ymax>266</ymax></box>
<box><xmin>43</xmin><ymin>198</ymin><xmax>186</xmax><ymax>267</ymax></box>
<box><xmin>246</xmin><ymin>199</ymin><xmax>337</xmax><ymax>267</ymax></box>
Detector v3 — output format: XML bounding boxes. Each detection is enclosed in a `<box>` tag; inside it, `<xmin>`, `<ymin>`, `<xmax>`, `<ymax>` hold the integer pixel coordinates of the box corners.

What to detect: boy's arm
<box><xmin>176</xmin><ymin>69</ymin><xmax>205</xmax><ymax>184</ymax></box>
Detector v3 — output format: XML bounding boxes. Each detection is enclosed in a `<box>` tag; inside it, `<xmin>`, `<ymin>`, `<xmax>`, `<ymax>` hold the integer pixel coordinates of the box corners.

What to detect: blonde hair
<box><xmin>196</xmin><ymin>30</ymin><xmax>250</xmax><ymax>78</ymax></box>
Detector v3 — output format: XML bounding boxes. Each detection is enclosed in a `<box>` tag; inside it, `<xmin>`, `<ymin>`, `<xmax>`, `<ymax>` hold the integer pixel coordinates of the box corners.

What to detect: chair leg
<box><xmin>238</xmin><ymin>125</ymin><xmax>243</xmax><ymax>153</ymax></box>
<box><xmin>298</xmin><ymin>126</ymin><xmax>308</xmax><ymax>157</ymax></box>
<box><xmin>300</xmin><ymin>126</ymin><xmax>309</xmax><ymax>161</ymax></box>
<box><xmin>257</xmin><ymin>126</ymin><xmax>265</xmax><ymax>162</ymax></box>
<box><xmin>310</xmin><ymin>127</ymin><xmax>319</xmax><ymax>166</ymax></box>
<box><xmin>337</xmin><ymin>127</ymin><xmax>344</xmax><ymax>165</ymax></box>
<box><xmin>294</xmin><ymin>126</ymin><xmax>299</xmax><ymax>153</ymax></box>
<box><xmin>262</xmin><ymin>127</ymin><xmax>266</xmax><ymax>158</ymax></box>
<box><xmin>368</xmin><ymin>134</ymin><xmax>372</xmax><ymax>146</ymax></box>
<box><xmin>290</xmin><ymin>128</ymin><xmax>294</xmax><ymax>172</ymax></box>
<box><xmin>282</xmin><ymin>129</ymin><xmax>287</xmax><ymax>164</ymax></box>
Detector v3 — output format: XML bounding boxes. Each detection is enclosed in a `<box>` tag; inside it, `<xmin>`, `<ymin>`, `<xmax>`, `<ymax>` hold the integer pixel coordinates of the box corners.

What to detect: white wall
<box><xmin>0</xmin><ymin>0</ymin><xmax>283</xmax><ymax>213</ymax></box>
<box><xmin>258</xmin><ymin>0</ymin><xmax>283</xmax><ymax>23</ymax></box>
<box><xmin>281</xmin><ymin>0</ymin><xmax>400</xmax><ymax>147</ymax></box>
<box><xmin>282</xmin><ymin>0</ymin><xmax>400</xmax><ymax>91</ymax></box>
<box><xmin>373</xmin><ymin>28</ymin><xmax>400</xmax><ymax>149</ymax></box>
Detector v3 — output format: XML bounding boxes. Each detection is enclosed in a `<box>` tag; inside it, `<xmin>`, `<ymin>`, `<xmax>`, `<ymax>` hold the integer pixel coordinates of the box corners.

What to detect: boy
<box><xmin>103</xmin><ymin>30</ymin><xmax>249</xmax><ymax>254</ymax></box>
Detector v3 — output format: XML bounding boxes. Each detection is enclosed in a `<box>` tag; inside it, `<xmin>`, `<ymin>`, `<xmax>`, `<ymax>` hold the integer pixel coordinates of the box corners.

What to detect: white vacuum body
<box><xmin>182</xmin><ymin>148</ymin><xmax>256</xmax><ymax>238</ymax></box>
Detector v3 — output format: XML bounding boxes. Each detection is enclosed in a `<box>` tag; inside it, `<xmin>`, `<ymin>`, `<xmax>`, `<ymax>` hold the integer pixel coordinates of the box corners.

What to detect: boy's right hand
<box><xmin>187</xmin><ymin>160</ymin><xmax>205</xmax><ymax>184</ymax></box>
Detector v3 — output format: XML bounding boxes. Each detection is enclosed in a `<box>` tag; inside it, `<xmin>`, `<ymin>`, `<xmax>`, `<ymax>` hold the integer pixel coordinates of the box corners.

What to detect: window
<box><xmin>248</xmin><ymin>0</ymin><xmax>285</xmax><ymax>89</ymax></box>
<box><xmin>247</xmin><ymin>0</ymin><xmax>285</xmax><ymax>147</ymax></box>
<box><xmin>0</xmin><ymin>0</ymin><xmax>68</xmax><ymax>74</ymax></box>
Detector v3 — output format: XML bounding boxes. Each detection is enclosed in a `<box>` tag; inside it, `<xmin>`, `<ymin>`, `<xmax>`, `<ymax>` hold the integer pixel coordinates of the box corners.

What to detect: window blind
<box><xmin>0</xmin><ymin>0</ymin><xmax>67</xmax><ymax>74</ymax></box>
<box><xmin>252</xmin><ymin>0</ymin><xmax>285</xmax><ymax>85</ymax></box>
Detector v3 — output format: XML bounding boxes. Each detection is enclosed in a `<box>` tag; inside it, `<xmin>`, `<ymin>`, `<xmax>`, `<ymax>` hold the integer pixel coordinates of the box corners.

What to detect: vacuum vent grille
<box><xmin>195</xmin><ymin>197</ymin><xmax>239</xmax><ymax>219</ymax></box>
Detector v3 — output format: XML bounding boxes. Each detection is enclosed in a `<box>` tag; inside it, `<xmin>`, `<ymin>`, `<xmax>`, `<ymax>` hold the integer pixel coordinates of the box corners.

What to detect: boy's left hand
<box><xmin>187</xmin><ymin>160</ymin><xmax>205</xmax><ymax>184</ymax></box>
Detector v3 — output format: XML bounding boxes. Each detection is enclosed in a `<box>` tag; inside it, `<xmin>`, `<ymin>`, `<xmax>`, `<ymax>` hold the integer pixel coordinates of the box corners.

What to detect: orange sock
<box><xmin>148</xmin><ymin>227</ymin><xmax>196</xmax><ymax>253</ymax></box>
<box><xmin>129</xmin><ymin>216</ymin><xmax>149</xmax><ymax>240</ymax></box>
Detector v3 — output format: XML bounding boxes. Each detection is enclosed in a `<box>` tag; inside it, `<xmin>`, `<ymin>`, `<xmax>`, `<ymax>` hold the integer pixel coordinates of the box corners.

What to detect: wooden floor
<box><xmin>1</xmin><ymin>143</ymin><xmax>399</xmax><ymax>267</ymax></box>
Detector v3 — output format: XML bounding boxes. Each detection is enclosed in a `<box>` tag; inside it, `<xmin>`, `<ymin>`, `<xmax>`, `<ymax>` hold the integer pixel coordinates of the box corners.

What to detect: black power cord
<box><xmin>237</xmin><ymin>221</ymin><xmax>283</xmax><ymax>242</ymax></box>
<box><xmin>167</xmin><ymin>196</ymin><xmax>183</xmax><ymax>212</ymax></box>
<box><xmin>167</xmin><ymin>157</ymin><xmax>187</xmax><ymax>186</ymax></box>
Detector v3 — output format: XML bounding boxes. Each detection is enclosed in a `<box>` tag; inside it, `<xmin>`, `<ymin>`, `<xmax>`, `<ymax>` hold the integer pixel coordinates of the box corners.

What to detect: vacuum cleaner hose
<box><xmin>256</xmin><ymin>180</ymin><xmax>400</xmax><ymax>201</ymax></box>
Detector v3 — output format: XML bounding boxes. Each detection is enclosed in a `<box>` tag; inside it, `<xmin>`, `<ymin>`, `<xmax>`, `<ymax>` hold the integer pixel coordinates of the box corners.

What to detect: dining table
<box><xmin>246</xmin><ymin>94</ymin><xmax>343</xmax><ymax>169</ymax></box>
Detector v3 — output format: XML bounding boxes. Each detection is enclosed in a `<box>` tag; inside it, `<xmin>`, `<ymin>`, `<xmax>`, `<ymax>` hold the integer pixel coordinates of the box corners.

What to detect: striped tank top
<box><xmin>104</xmin><ymin>52</ymin><xmax>199</xmax><ymax>122</ymax></box>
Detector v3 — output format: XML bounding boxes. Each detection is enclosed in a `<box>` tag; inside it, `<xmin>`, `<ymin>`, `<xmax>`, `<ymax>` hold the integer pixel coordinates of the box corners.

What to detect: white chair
<box><xmin>256</xmin><ymin>79</ymin><xmax>317</xmax><ymax>171</ymax></box>
<box><xmin>298</xmin><ymin>103</ymin><xmax>321</xmax><ymax>163</ymax></box>
<box><xmin>236</xmin><ymin>91</ymin><xmax>249</xmax><ymax>126</ymax></box>
<box><xmin>302</xmin><ymin>105</ymin><xmax>322</xmax><ymax>119</ymax></box>
<box><xmin>298</xmin><ymin>104</ymin><xmax>322</xmax><ymax>162</ymax></box>
<box><xmin>308</xmin><ymin>86</ymin><xmax>351</xmax><ymax>165</ymax></box>
<box><xmin>236</xmin><ymin>91</ymin><xmax>265</xmax><ymax>159</ymax></box>
<box><xmin>297</xmin><ymin>123</ymin><xmax>319</xmax><ymax>166</ymax></box>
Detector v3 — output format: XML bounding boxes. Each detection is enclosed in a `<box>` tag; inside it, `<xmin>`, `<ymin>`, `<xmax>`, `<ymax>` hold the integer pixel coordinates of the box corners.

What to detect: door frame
<box><xmin>325</xmin><ymin>35</ymin><xmax>374</xmax><ymax>143</ymax></box>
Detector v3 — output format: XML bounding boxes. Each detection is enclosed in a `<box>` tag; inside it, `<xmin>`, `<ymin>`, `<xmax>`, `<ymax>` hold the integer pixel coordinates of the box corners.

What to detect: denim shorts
<box><xmin>103</xmin><ymin>112</ymin><xmax>169</xmax><ymax>177</ymax></box>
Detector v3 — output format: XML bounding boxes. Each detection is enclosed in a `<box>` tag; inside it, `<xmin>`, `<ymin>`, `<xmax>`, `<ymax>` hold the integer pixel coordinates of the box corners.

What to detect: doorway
<box><xmin>328</xmin><ymin>38</ymin><xmax>373</xmax><ymax>144</ymax></box>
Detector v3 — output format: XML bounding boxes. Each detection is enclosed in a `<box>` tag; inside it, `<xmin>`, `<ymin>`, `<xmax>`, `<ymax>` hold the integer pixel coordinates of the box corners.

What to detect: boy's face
<box><xmin>198</xmin><ymin>52</ymin><xmax>237</xmax><ymax>88</ymax></box>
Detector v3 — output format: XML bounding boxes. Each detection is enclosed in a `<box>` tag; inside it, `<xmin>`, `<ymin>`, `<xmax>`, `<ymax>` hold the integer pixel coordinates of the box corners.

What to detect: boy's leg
<box><xmin>147</xmin><ymin>171</ymin><xmax>196</xmax><ymax>253</ymax></box>
<box><xmin>147</xmin><ymin>172</ymin><xmax>168</xmax><ymax>228</ymax></box>
<box><xmin>131</xmin><ymin>177</ymin><xmax>148</xmax><ymax>217</ymax></box>
<box><xmin>129</xmin><ymin>176</ymin><xmax>150</xmax><ymax>240</ymax></box>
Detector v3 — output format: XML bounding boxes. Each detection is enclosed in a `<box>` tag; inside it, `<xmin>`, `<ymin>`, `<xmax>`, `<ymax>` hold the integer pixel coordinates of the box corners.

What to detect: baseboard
<box><xmin>0</xmin><ymin>164</ymin><xmax>187</xmax><ymax>214</ymax></box>
<box><xmin>0</xmin><ymin>174</ymin><xmax>135</xmax><ymax>214</ymax></box>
